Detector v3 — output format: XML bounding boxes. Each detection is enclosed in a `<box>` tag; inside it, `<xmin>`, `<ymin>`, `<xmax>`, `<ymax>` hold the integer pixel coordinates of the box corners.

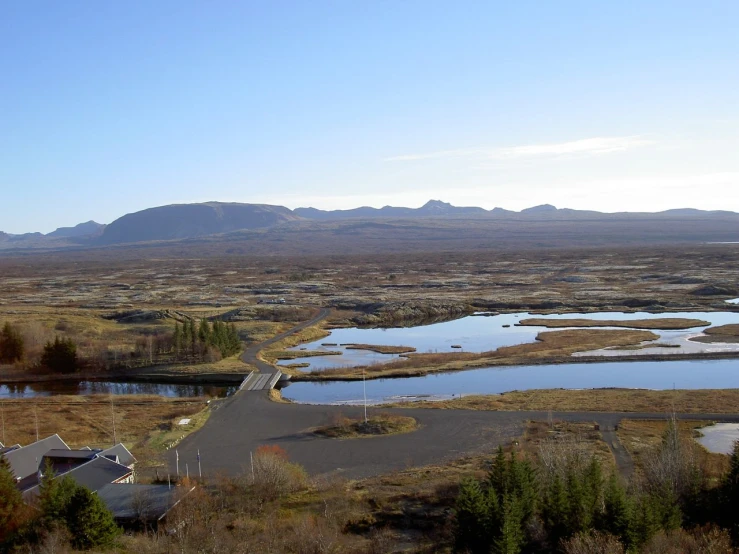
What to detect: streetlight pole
<box><xmin>362</xmin><ymin>366</ymin><xmax>368</xmax><ymax>423</ymax></box>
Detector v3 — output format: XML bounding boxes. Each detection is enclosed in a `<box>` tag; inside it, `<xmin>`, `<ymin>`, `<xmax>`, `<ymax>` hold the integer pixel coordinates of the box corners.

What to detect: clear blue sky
<box><xmin>2</xmin><ymin>1</ymin><xmax>738</xmax><ymax>233</ymax></box>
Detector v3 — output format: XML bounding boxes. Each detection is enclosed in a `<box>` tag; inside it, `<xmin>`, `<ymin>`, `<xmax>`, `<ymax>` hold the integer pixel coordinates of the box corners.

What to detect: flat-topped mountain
<box><xmin>98</xmin><ymin>202</ymin><xmax>299</xmax><ymax>244</ymax></box>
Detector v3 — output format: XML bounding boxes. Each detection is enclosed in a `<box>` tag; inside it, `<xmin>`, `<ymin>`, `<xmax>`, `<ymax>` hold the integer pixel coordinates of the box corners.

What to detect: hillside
<box><xmin>98</xmin><ymin>202</ymin><xmax>300</xmax><ymax>244</ymax></box>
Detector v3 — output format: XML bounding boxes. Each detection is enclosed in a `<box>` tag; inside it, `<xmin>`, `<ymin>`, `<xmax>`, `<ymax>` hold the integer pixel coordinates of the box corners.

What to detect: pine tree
<box><xmin>631</xmin><ymin>493</ymin><xmax>661</xmax><ymax>547</ymax></box>
<box><xmin>41</xmin><ymin>336</ymin><xmax>78</xmax><ymax>373</ymax></box>
<box><xmin>493</xmin><ymin>495</ymin><xmax>525</xmax><ymax>554</ymax></box>
<box><xmin>581</xmin><ymin>456</ymin><xmax>604</xmax><ymax>530</ymax></box>
<box><xmin>454</xmin><ymin>477</ymin><xmax>490</xmax><ymax>554</ymax></box>
<box><xmin>600</xmin><ymin>473</ymin><xmax>633</xmax><ymax>548</ymax></box>
<box><xmin>0</xmin><ymin>457</ymin><xmax>24</xmax><ymax>545</ymax></box>
<box><xmin>198</xmin><ymin>319</ymin><xmax>211</xmax><ymax>345</ymax></box>
<box><xmin>543</xmin><ymin>475</ymin><xmax>570</xmax><ymax>548</ymax></box>
<box><xmin>189</xmin><ymin>319</ymin><xmax>197</xmax><ymax>356</ymax></box>
<box><xmin>0</xmin><ymin>322</ymin><xmax>24</xmax><ymax>364</ymax></box>
<box><xmin>37</xmin><ymin>469</ymin><xmax>78</xmax><ymax>528</ymax></box>
<box><xmin>721</xmin><ymin>441</ymin><xmax>739</xmax><ymax>543</ymax></box>
<box><xmin>66</xmin><ymin>486</ymin><xmax>120</xmax><ymax>550</ymax></box>
<box><xmin>173</xmin><ymin>322</ymin><xmax>182</xmax><ymax>358</ymax></box>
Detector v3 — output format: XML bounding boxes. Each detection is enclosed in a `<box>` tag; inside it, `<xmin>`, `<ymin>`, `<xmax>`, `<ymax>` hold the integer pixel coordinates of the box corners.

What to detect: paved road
<box><xmin>241</xmin><ymin>308</ymin><xmax>331</xmax><ymax>374</ymax></box>
<box><xmin>169</xmin><ymin>389</ymin><xmax>739</xmax><ymax>480</ymax></box>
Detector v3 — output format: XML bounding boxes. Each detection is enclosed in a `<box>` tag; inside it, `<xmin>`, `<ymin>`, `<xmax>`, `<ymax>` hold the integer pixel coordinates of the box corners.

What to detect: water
<box><xmin>0</xmin><ymin>380</ymin><xmax>235</xmax><ymax>399</ymax></box>
<box><xmin>697</xmin><ymin>423</ymin><xmax>739</xmax><ymax>454</ymax></box>
<box><xmin>279</xmin><ymin>359</ymin><xmax>739</xmax><ymax>405</ymax></box>
<box><xmin>279</xmin><ymin>311</ymin><xmax>739</xmax><ymax>370</ymax></box>
<box><xmin>727</xmin><ymin>298</ymin><xmax>739</xmax><ymax>305</ymax></box>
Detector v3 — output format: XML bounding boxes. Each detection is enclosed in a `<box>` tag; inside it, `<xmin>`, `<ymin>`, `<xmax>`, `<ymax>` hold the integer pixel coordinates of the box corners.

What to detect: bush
<box><xmin>252</xmin><ymin>445</ymin><xmax>308</xmax><ymax>501</ymax></box>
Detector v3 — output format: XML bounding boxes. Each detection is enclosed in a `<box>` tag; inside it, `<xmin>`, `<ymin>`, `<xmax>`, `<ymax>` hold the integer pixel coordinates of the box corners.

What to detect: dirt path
<box><xmin>600</xmin><ymin>426</ymin><xmax>635</xmax><ymax>478</ymax></box>
<box><xmin>241</xmin><ymin>307</ymin><xmax>331</xmax><ymax>373</ymax></box>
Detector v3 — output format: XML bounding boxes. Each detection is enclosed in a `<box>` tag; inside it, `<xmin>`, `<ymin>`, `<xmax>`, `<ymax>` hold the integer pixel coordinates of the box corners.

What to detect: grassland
<box><xmin>691</xmin><ymin>323</ymin><xmax>739</xmax><ymax>343</ymax></box>
<box><xmin>617</xmin><ymin>419</ymin><xmax>729</xmax><ymax>482</ymax></box>
<box><xmin>344</xmin><ymin>343</ymin><xmax>417</xmax><ymax>354</ymax></box>
<box><xmin>518</xmin><ymin>317</ymin><xmax>711</xmax><ymax>329</ymax></box>
<box><xmin>0</xmin><ymin>395</ymin><xmax>207</xmax><ymax>451</ymax></box>
<box><xmin>313</xmin><ymin>413</ymin><xmax>419</xmax><ymax>439</ymax></box>
<box><xmin>387</xmin><ymin>388</ymin><xmax>739</xmax><ymax>414</ymax></box>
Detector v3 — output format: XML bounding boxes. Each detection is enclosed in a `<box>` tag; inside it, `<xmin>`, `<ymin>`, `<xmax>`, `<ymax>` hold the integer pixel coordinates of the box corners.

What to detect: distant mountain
<box><xmin>521</xmin><ymin>204</ymin><xmax>558</xmax><ymax>214</ymax></box>
<box><xmin>3</xmin><ymin>199</ymin><xmax>739</xmax><ymax>253</ymax></box>
<box><xmin>47</xmin><ymin>220</ymin><xmax>105</xmax><ymax>238</ymax></box>
<box><xmin>98</xmin><ymin>202</ymin><xmax>299</xmax><ymax>244</ymax></box>
<box><xmin>294</xmin><ymin>199</ymin><xmax>488</xmax><ymax>220</ymax></box>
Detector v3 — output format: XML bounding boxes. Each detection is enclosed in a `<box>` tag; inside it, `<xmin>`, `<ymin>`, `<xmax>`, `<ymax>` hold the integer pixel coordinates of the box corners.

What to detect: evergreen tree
<box><xmin>630</xmin><ymin>493</ymin><xmax>661</xmax><ymax>547</ymax></box>
<box><xmin>542</xmin><ymin>475</ymin><xmax>570</xmax><ymax>548</ymax></box>
<box><xmin>454</xmin><ymin>477</ymin><xmax>490</xmax><ymax>554</ymax></box>
<box><xmin>600</xmin><ymin>473</ymin><xmax>634</xmax><ymax>548</ymax></box>
<box><xmin>37</xmin><ymin>469</ymin><xmax>78</xmax><ymax>527</ymax></box>
<box><xmin>173</xmin><ymin>322</ymin><xmax>183</xmax><ymax>358</ymax></box>
<box><xmin>0</xmin><ymin>322</ymin><xmax>24</xmax><ymax>364</ymax></box>
<box><xmin>0</xmin><ymin>457</ymin><xmax>24</xmax><ymax>545</ymax></box>
<box><xmin>189</xmin><ymin>319</ymin><xmax>197</xmax><ymax>355</ymax></box>
<box><xmin>41</xmin><ymin>336</ymin><xmax>78</xmax><ymax>373</ymax></box>
<box><xmin>493</xmin><ymin>495</ymin><xmax>525</xmax><ymax>554</ymax></box>
<box><xmin>198</xmin><ymin>319</ymin><xmax>211</xmax><ymax>345</ymax></box>
<box><xmin>721</xmin><ymin>441</ymin><xmax>739</xmax><ymax>543</ymax></box>
<box><xmin>66</xmin><ymin>486</ymin><xmax>120</xmax><ymax>550</ymax></box>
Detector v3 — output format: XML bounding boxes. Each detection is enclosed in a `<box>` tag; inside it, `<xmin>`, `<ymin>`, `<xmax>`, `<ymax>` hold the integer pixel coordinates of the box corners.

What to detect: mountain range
<box><xmin>1</xmin><ymin>200</ymin><xmax>738</xmax><ymax>253</ymax></box>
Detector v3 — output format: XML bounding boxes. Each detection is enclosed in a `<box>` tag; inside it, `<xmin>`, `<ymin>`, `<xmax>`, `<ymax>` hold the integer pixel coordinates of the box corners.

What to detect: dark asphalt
<box><xmin>169</xmin><ymin>389</ymin><xmax>739</xmax><ymax>480</ymax></box>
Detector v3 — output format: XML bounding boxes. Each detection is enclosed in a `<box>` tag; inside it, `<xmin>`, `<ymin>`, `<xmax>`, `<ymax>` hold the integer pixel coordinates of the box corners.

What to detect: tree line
<box><xmin>0</xmin><ymin>459</ymin><xmax>120</xmax><ymax>551</ymax></box>
<box><xmin>454</xmin><ymin>418</ymin><xmax>739</xmax><ymax>553</ymax></box>
<box><xmin>0</xmin><ymin>318</ymin><xmax>242</xmax><ymax>374</ymax></box>
<box><xmin>173</xmin><ymin>319</ymin><xmax>241</xmax><ymax>361</ymax></box>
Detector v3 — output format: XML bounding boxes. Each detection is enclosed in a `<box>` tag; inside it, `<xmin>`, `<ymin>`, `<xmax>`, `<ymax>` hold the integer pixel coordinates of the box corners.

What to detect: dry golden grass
<box><xmin>519</xmin><ymin>317</ymin><xmax>711</xmax><ymax>330</ymax></box>
<box><xmin>705</xmin><ymin>324</ymin><xmax>739</xmax><ymax>336</ymax></box>
<box><xmin>271</xmin><ymin>349</ymin><xmax>341</xmax><ymax>360</ymax></box>
<box><xmin>313</xmin><ymin>413</ymin><xmax>419</xmax><ymax>439</ymax></box>
<box><xmin>149</xmin><ymin>354</ymin><xmax>253</xmax><ymax>375</ymax></box>
<box><xmin>260</xmin><ymin>325</ymin><xmax>331</xmax><ymax>364</ymax></box>
<box><xmin>617</xmin><ymin>419</ymin><xmax>729</xmax><ymax>482</ymax></box>
<box><xmin>520</xmin><ymin>420</ymin><xmax>616</xmax><ymax>473</ymax></box>
<box><xmin>0</xmin><ymin>395</ymin><xmax>206</xmax><ymax>451</ymax></box>
<box><xmin>389</xmin><ymin>388</ymin><xmax>739</xmax><ymax>414</ymax></box>
<box><xmin>344</xmin><ymin>344</ymin><xmax>416</xmax><ymax>354</ymax></box>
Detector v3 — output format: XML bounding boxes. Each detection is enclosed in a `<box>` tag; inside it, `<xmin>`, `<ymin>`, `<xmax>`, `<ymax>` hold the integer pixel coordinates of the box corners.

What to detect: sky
<box><xmin>2</xmin><ymin>1</ymin><xmax>739</xmax><ymax>233</ymax></box>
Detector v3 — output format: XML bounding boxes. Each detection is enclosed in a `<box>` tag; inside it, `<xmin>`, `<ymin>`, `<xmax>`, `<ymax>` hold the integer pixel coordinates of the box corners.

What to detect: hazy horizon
<box><xmin>3</xmin><ymin>1</ymin><xmax>738</xmax><ymax>233</ymax></box>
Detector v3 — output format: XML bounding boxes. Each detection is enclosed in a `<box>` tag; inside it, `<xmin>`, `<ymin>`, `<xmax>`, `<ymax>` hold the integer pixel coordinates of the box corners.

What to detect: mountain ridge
<box><xmin>2</xmin><ymin>200</ymin><xmax>739</xmax><ymax>251</ymax></box>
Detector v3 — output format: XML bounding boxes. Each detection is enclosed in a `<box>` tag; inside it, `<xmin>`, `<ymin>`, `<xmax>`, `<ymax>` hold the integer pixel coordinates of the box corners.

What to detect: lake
<box><xmin>278</xmin><ymin>311</ymin><xmax>739</xmax><ymax>370</ymax></box>
<box><xmin>697</xmin><ymin>423</ymin><xmax>739</xmax><ymax>454</ymax></box>
<box><xmin>0</xmin><ymin>380</ymin><xmax>235</xmax><ymax>399</ymax></box>
<box><xmin>279</xmin><ymin>359</ymin><xmax>739</xmax><ymax>405</ymax></box>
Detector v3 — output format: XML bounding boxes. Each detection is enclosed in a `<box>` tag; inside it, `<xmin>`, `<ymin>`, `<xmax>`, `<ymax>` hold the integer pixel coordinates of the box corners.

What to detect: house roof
<box><xmin>1</xmin><ymin>434</ymin><xmax>69</xmax><ymax>481</ymax></box>
<box><xmin>96</xmin><ymin>484</ymin><xmax>190</xmax><ymax>522</ymax></box>
<box><xmin>0</xmin><ymin>444</ymin><xmax>20</xmax><ymax>456</ymax></box>
<box><xmin>99</xmin><ymin>444</ymin><xmax>137</xmax><ymax>467</ymax></box>
<box><xmin>63</xmin><ymin>456</ymin><xmax>133</xmax><ymax>492</ymax></box>
<box><xmin>43</xmin><ymin>449</ymin><xmax>99</xmax><ymax>460</ymax></box>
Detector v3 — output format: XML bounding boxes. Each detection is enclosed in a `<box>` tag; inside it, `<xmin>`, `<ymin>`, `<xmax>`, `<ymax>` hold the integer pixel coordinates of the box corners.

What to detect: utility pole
<box><xmin>362</xmin><ymin>366</ymin><xmax>368</xmax><ymax>423</ymax></box>
<box><xmin>34</xmin><ymin>404</ymin><xmax>39</xmax><ymax>442</ymax></box>
<box><xmin>110</xmin><ymin>396</ymin><xmax>117</xmax><ymax>445</ymax></box>
<box><xmin>1</xmin><ymin>402</ymin><xmax>6</xmax><ymax>445</ymax></box>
